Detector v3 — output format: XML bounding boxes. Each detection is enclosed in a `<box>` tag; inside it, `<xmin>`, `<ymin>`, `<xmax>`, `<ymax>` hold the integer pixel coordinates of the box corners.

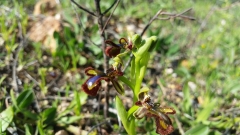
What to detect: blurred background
<box><xmin>0</xmin><ymin>0</ymin><xmax>239</xmax><ymax>135</ymax></box>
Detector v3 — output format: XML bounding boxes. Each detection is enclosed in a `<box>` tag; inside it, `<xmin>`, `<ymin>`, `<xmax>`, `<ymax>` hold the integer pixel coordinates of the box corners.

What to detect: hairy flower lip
<box><xmin>81</xmin><ymin>78</ymin><xmax>100</xmax><ymax>96</ymax></box>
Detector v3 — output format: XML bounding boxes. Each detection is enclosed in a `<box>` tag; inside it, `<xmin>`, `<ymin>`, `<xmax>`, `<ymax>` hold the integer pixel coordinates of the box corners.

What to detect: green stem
<box><xmin>133</xmin><ymin>53</ymin><xmax>150</xmax><ymax>102</ymax></box>
<box><xmin>133</xmin><ymin>57</ymin><xmax>141</xmax><ymax>101</ymax></box>
<box><xmin>130</xmin><ymin>56</ymin><xmax>135</xmax><ymax>83</ymax></box>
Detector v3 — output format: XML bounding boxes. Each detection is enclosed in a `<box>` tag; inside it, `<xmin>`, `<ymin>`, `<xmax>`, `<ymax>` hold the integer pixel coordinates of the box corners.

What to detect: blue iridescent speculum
<box><xmin>86</xmin><ymin>75</ymin><xmax>102</xmax><ymax>90</ymax></box>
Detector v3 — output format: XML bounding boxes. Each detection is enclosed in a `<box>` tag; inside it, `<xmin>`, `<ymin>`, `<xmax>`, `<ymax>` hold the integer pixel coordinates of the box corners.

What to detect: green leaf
<box><xmin>166</xmin><ymin>44</ymin><xmax>179</xmax><ymax>56</ymax></box>
<box><xmin>22</xmin><ymin>110</ymin><xmax>38</xmax><ymax>120</ymax></box>
<box><xmin>74</xmin><ymin>91</ymin><xmax>81</xmax><ymax>116</ymax></box>
<box><xmin>24</xmin><ymin>124</ymin><xmax>32</xmax><ymax>135</ymax></box>
<box><xmin>182</xmin><ymin>85</ymin><xmax>192</xmax><ymax>114</ymax></box>
<box><xmin>0</xmin><ymin>106</ymin><xmax>14</xmax><ymax>132</ymax></box>
<box><xmin>185</xmin><ymin>124</ymin><xmax>209</xmax><ymax>135</ymax></box>
<box><xmin>224</xmin><ymin>82</ymin><xmax>240</xmax><ymax>94</ymax></box>
<box><xmin>127</xmin><ymin>105</ymin><xmax>139</xmax><ymax>120</ymax></box>
<box><xmin>175</xmin><ymin>67</ymin><xmax>191</xmax><ymax>80</ymax></box>
<box><xmin>116</xmin><ymin>96</ymin><xmax>127</xmax><ymax>124</ymax></box>
<box><xmin>208</xmin><ymin>131</ymin><xmax>222</xmax><ymax>135</ymax></box>
<box><xmin>41</xmin><ymin>107</ymin><xmax>56</xmax><ymax>126</ymax></box>
<box><xmin>57</xmin><ymin>116</ymin><xmax>82</xmax><ymax>125</ymax></box>
<box><xmin>16</xmin><ymin>90</ymin><xmax>34</xmax><ymax>110</ymax></box>
<box><xmin>116</xmin><ymin>96</ymin><xmax>136</xmax><ymax>135</ymax></box>
<box><xmin>0</xmin><ymin>75</ymin><xmax>7</xmax><ymax>85</ymax></box>
<box><xmin>10</xmin><ymin>90</ymin><xmax>18</xmax><ymax>110</ymax></box>
<box><xmin>196</xmin><ymin>99</ymin><xmax>217</xmax><ymax>122</ymax></box>
<box><xmin>79</xmin><ymin>91</ymin><xmax>88</xmax><ymax>105</ymax></box>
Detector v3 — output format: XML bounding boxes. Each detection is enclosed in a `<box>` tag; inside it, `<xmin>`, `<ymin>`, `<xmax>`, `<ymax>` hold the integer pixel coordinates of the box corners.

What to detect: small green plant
<box><xmin>81</xmin><ymin>34</ymin><xmax>176</xmax><ymax>135</ymax></box>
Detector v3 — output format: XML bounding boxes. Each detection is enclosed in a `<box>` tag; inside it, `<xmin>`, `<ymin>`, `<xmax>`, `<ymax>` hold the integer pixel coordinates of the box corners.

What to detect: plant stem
<box><xmin>94</xmin><ymin>0</ymin><xmax>110</xmax><ymax>118</ymax></box>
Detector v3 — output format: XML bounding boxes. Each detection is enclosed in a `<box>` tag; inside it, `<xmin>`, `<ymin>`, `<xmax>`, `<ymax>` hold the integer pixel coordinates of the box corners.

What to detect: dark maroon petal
<box><xmin>105</xmin><ymin>40</ymin><xmax>120</xmax><ymax>47</ymax></box>
<box><xmin>135</xmin><ymin>101</ymin><xmax>143</xmax><ymax>106</ymax></box>
<box><xmin>85</xmin><ymin>67</ymin><xmax>107</xmax><ymax>77</ymax></box>
<box><xmin>84</xmin><ymin>67</ymin><xmax>97</xmax><ymax>76</ymax></box>
<box><xmin>105</xmin><ymin>46</ymin><xmax>121</xmax><ymax>58</ymax></box>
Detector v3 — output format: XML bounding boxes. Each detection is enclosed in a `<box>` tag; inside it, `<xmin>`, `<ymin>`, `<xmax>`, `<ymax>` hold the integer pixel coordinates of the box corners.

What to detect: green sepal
<box><xmin>132</xmin><ymin>34</ymin><xmax>142</xmax><ymax>49</ymax></box>
<box><xmin>138</xmin><ymin>86</ymin><xmax>150</xmax><ymax>100</ymax></box>
<box><xmin>112</xmin><ymin>79</ymin><xmax>124</xmax><ymax>95</ymax></box>
<box><xmin>118</xmin><ymin>76</ymin><xmax>134</xmax><ymax>91</ymax></box>
<box><xmin>135</xmin><ymin>36</ymin><xmax>157</xmax><ymax>57</ymax></box>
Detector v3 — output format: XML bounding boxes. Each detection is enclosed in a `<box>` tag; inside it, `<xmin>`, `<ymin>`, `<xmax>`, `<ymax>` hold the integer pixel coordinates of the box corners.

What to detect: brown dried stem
<box><xmin>101</xmin><ymin>0</ymin><xmax>121</xmax><ymax>35</ymax></box>
<box><xmin>12</xmin><ymin>22</ymin><xmax>25</xmax><ymax>96</ymax></box>
<box><xmin>70</xmin><ymin>0</ymin><xmax>96</xmax><ymax>17</ymax></box>
<box><xmin>102</xmin><ymin>0</ymin><xmax>118</xmax><ymax>15</ymax></box>
<box><xmin>94</xmin><ymin>0</ymin><xmax>110</xmax><ymax>118</ymax></box>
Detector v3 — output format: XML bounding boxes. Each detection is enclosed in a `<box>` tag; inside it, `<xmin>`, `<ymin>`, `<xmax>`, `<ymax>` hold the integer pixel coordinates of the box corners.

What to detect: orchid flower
<box><xmin>81</xmin><ymin>67</ymin><xmax>124</xmax><ymax>96</ymax></box>
<box><xmin>105</xmin><ymin>38</ymin><xmax>132</xmax><ymax>58</ymax></box>
<box><xmin>133</xmin><ymin>87</ymin><xmax>176</xmax><ymax>135</ymax></box>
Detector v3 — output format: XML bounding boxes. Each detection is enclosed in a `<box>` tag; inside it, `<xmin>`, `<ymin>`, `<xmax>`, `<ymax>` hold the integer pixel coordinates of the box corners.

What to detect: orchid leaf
<box><xmin>116</xmin><ymin>96</ymin><xmax>136</xmax><ymax>135</ymax></box>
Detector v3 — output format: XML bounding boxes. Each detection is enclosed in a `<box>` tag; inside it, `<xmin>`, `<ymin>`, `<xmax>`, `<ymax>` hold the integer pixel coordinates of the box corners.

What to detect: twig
<box><xmin>123</xmin><ymin>8</ymin><xmax>195</xmax><ymax>72</ymax></box>
<box><xmin>24</xmin><ymin>71</ymin><xmax>40</xmax><ymax>86</ymax></box>
<box><xmin>24</xmin><ymin>71</ymin><xmax>42</xmax><ymax>113</ymax></box>
<box><xmin>70</xmin><ymin>1</ymin><xmax>84</xmax><ymax>29</ymax></box>
<box><xmin>187</xmin><ymin>5</ymin><xmax>215</xmax><ymax>48</ymax></box>
<box><xmin>12</xmin><ymin>22</ymin><xmax>25</xmax><ymax>96</ymax></box>
<box><xmin>101</xmin><ymin>0</ymin><xmax>120</xmax><ymax>35</ymax></box>
<box><xmin>158</xmin><ymin>8</ymin><xmax>195</xmax><ymax>20</ymax></box>
<box><xmin>102</xmin><ymin>0</ymin><xmax>118</xmax><ymax>15</ymax></box>
<box><xmin>23</xmin><ymin>60</ymin><xmax>38</xmax><ymax>69</ymax></box>
<box><xmin>156</xmin><ymin>77</ymin><xmax>166</xmax><ymax>96</ymax></box>
<box><xmin>70</xmin><ymin>0</ymin><xmax>96</xmax><ymax>17</ymax></box>
<box><xmin>174</xmin><ymin>115</ymin><xmax>185</xmax><ymax>135</ymax></box>
<box><xmin>140</xmin><ymin>9</ymin><xmax>163</xmax><ymax>36</ymax></box>
<box><xmin>70</xmin><ymin>0</ymin><xmax>100</xmax><ymax>48</ymax></box>
<box><xmin>94</xmin><ymin>0</ymin><xmax>110</xmax><ymax>118</ymax></box>
<box><xmin>40</xmin><ymin>96</ymin><xmax>72</xmax><ymax>101</ymax></box>
<box><xmin>87</xmin><ymin>119</ymin><xmax>111</xmax><ymax>135</ymax></box>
